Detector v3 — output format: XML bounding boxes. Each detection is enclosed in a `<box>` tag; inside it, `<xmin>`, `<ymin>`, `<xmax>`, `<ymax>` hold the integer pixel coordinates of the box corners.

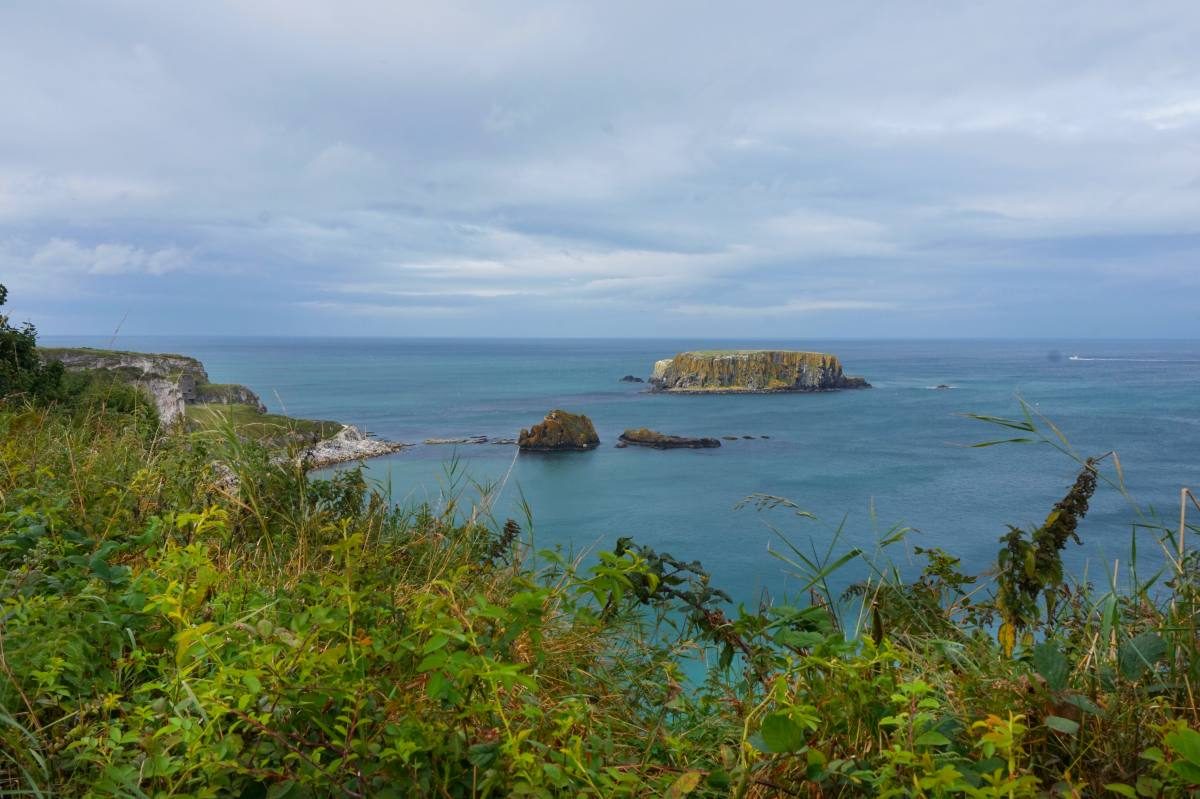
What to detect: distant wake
<box><xmin>1068</xmin><ymin>355</ymin><xmax>1171</xmax><ymax>363</ymax></box>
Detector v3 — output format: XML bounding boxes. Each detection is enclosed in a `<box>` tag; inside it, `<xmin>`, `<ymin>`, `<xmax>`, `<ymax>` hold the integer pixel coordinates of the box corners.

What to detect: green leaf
<box><xmin>1118</xmin><ymin>632</ymin><xmax>1167</xmax><ymax>681</ymax></box>
<box><xmin>422</xmin><ymin>633</ymin><xmax>450</xmax><ymax>654</ymax></box>
<box><xmin>759</xmin><ymin>713</ymin><xmax>805</xmax><ymax>753</ymax></box>
<box><xmin>1063</xmin><ymin>693</ymin><xmax>1104</xmax><ymax>717</ymax></box>
<box><xmin>1103</xmin><ymin>784</ymin><xmax>1137</xmax><ymax>798</ymax></box>
<box><xmin>1165</xmin><ymin>727</ymin><xmax>1200</xmax><ymax>766</ymax></box>
<box><xmin>971</xmin><ymin>437</ymin><xmax>1036</xmax><ymax>448</ymax></box>
<box><xmin>1044</xmin><ymin>715</ymin><xmax>1079</xmax><ymax>735</ymax></box>
<box><xmin>964</xmin><ymin>413</ymin><xmax>1037</xmax><ymax>432</ymax></box>
<box><xmin>1169</xmin><ymin>760</ymin><xmax>1200</xmax><ymax>784</ymax></box>
<box><xmin>416</xmin><ymin>651</ymin><xmax>448</xmax><ymax>672</ymax></box>
<box><xmin>705</xmin><ymin>769</ymin><xmax>731</xmax><ymax>789</ymax></box>
<box><xmin>467</xmin><ymin>742</ymin><xmax>499</xmax><ymax>768</ymax></box>
<box><xmin>266</xmin><ymin>781</ymin><xmax>297</xmax><ymax>799</ymax></box>
<box><xmin>773</xmin><ymin>629</ymin><xmax>825</xmax><ymax>650</ymax></box>
<box><xmin>1033</xmin><ymin>641</ymin><xmax>1069</xmax><ymax>692</ymax></box>
<box><xmin>914</xmin><ymin>731</ymin><xmax>951</xmax><ymax>747</ymax></box>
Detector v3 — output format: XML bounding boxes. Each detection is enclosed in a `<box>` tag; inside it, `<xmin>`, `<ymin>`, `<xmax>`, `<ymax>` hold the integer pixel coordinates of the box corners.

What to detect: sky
<box><xmin>2</xmin><ymin>1</ymin><xmax>1199</xmax><ymax>338</ymax></box>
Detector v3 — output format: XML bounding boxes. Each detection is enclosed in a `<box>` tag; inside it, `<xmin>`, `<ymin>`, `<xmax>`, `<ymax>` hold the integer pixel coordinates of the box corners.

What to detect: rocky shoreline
<box><xmin>298</xmin><ymin>425</ymin><xmax>408</xmax><ymax>469</ymax></box>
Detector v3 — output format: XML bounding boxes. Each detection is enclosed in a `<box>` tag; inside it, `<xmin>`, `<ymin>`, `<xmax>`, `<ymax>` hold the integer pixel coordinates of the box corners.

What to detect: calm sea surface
<box><xmin>42</xmin><ymin>337</ymin><xmax>1200</xmax><ymax>604</ymax></box>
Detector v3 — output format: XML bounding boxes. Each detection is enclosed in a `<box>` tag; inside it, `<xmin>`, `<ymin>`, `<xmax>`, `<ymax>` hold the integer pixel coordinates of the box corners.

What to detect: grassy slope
<box><xmin>1</xmin><ymin>400</ymin><xmax>1198</xmax><ymax>797</ymax></box>
<box><xmin>184</xmin><ymin>402</ymin><xmax>340</xmax><ymax>445</ymax></box>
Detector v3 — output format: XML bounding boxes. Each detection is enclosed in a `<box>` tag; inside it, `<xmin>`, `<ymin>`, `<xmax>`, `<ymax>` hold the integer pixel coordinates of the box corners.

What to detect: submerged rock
<box><xmin>425</xmin><ymin>435</ymin><xmax>490</xmax><ymax>445</ymax></box>
<box><xmin>618</xmin><ymin>428</ymin><xmax>721</xmax><ymax>449</ymax></box>
<box><xmin>619</xmin><ymin>374</ymin><xmax>645</xmax><ymax>383</ymax></box>
<box><xmin>422</xmin><ymin>435</ymin><xmax>517</xmax><ymax>446</ymax></box>
<box><xmin>518</xmin><ymin>409</ymin><xmax>600</xmax><ymax>452</ymax></box>
<box><xmin>649</xmin><ymin>350</ymin><xmax>869</xmax><ymax>393</ymax></box>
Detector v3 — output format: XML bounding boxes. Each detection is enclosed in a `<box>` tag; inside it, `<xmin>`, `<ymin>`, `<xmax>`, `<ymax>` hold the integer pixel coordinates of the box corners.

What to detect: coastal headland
<box><xmin>39</xmin><ymin>347</ymin><xmax>406</xmax><ymax>469</ymax></box>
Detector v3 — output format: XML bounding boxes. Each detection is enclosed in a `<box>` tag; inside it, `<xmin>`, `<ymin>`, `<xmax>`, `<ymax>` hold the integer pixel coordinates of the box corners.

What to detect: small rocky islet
<box><xmin>517</xmin><ymin>409</ymin><xmax>600</xmax><ymax>452</ymax></box>
<box><xmin>648</xmin><ymin>349</ymin><xmax>869</xmax><ymax>393</ymax></box>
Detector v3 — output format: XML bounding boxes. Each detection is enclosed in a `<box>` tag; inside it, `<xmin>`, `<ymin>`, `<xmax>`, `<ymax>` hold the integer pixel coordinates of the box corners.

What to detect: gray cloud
<box><xmin>2</xmin><ymin>1</ymin><xmax>1199</xmax><ymax>336</ymax></box>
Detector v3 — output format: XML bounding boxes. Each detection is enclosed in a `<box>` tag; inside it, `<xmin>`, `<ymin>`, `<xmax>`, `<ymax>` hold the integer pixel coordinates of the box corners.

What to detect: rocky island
<box><xmin>648</xmin><ymin>350</ymin><xmax>869</xmax><ymax>393</ymax></box>
<box><xmin>518</xmin><ymin>409</ymin><xmax>600</xmax><ymax>452</ymax></box>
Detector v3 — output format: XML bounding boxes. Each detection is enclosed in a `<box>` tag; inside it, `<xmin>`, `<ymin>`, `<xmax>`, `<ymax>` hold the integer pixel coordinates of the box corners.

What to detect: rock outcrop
<box><xmin>649</xmin><ymin>350</ymin><xmax>869</xmax><ymax>393</ymax></box>
<box><xmin>617</xmin><ymin>428</ymin><xmax>721</xmax><ymax>449</ymax></box>
<box><xmin>299</xmin><ymin>425</ymin><xmax>408</xmax><ymax>469</ymax></box>
<box><xmin>518</xmin><ymin>409</ymin><xmax>600</xmax><ymax>452</ymax></box>
<box><xmin>194</xmin><ymin>382</ymin><xmax>268</xmax><ymax>410</ymax></box>
<box><xmin>619</xmin><ymin>375</ymin><xmax>645</xmax><ymax>383</ymax></box>
<box><xmin>39</xmin><ymin>347</ymin><xmax>267</xmax><ymax>424</ymax></box>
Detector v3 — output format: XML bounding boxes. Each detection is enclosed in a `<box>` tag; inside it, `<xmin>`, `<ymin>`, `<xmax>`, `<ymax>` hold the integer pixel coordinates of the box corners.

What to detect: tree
<box><xmin>0</xmin><ymin>283</ymin><xmax>63</xmax><ymax>401</ymax></box>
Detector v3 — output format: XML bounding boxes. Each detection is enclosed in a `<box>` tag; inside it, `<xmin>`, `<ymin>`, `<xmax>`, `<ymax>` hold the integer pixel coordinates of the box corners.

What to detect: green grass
<box><xmin>184</xmin><ymin>402</ymin><xmax>340</xmax><ymax>444</ymax></box>
<box><xmin>39</xmin><ymin>345</ymin><xmax>199</xmax><ymax>361</ymax></box>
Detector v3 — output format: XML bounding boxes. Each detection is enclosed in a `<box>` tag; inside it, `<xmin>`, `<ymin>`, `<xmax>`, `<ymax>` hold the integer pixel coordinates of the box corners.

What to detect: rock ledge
<box><xmin>617</xmin><ymin>428</ymin><xmax>721</xmax><ymax>449</ymax></box>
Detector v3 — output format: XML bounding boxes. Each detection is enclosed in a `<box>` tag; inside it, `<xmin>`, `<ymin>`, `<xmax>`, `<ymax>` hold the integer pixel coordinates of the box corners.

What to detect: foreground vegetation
<box><xmin>2</xmin><ymin>287</ymin><xmax>1199</xmax><ymax>796</ymax></box>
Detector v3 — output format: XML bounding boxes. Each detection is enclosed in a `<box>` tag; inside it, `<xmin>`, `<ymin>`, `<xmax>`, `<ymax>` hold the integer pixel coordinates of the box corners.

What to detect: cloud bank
<box><xmin>2</xmin><ymin>1</ymin><xmax>1199</xmax><ymax>336</ymax></box>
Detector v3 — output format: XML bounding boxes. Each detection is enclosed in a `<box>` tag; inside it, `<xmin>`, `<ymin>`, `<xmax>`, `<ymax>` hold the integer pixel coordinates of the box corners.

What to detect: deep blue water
<box><xmin>42</xmin><ymin>336</ymin><xmax>1200</xmax><ymax>606</ymax></box>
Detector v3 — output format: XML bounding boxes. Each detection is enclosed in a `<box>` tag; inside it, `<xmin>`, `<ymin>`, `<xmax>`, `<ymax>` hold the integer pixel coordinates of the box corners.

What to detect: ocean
<box><xmin>42</xmin><ymin>336</ymin><xmax>1200</xmax><ymax>606</ymax></box>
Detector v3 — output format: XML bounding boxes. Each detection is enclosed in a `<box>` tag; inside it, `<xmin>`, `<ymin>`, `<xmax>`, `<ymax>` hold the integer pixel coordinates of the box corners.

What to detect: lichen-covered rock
<box><xmin>518</xmin><ymin>409</ymin><xmax>600</xmax><ymax>452</ymax></box>
<box><xmin>618</xmin><ymin>428</ymin><xmax>721</xmax><ymax>449</ymax></box>
<box><xmin>649</xmin><ymin>350</ymin><xmax>869</xmax><ymax>393</ymax></box>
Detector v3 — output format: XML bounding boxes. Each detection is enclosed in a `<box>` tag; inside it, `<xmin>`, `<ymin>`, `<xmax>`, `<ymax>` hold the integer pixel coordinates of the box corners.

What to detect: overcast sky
<box><xmin>2</xmin><ymin>2</ymin><xmax>1199</xmax><ymax>337</ymax></box>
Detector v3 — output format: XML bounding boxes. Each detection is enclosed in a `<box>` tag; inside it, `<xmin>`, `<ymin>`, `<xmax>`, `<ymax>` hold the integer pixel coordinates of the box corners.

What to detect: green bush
<box><xmin>0</xmin><ymin>284</ymin><xmax>65</xmax><ymax>403</ymax></box>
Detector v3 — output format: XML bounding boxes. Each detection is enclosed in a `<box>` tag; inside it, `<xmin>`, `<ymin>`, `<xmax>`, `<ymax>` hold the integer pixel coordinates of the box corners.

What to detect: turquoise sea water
<box><xmin>43</xmin><ymin>337</ymin><xmax>1200</xmax><ymax>605</ymax></box>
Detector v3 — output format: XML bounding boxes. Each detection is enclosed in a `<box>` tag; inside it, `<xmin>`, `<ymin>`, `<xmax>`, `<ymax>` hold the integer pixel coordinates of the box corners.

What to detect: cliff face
<box><xmin>39</xmin><ymin>347</ymin><xmax>267</xmax><ymax>424</ymax></box>
<box><xmin>193</xmin><ymin>382</ymin><xmax>267</xmax><ymax>409</ymax></box>
<box><xmin>649</xmin><ymin>350</ymin><xmax>869</xmax><ymax>393</ymax></box>
<box><xmin>518</xmin><ymin>409</ymin><xmax>600</xmax><ymax>452</ymax></box>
